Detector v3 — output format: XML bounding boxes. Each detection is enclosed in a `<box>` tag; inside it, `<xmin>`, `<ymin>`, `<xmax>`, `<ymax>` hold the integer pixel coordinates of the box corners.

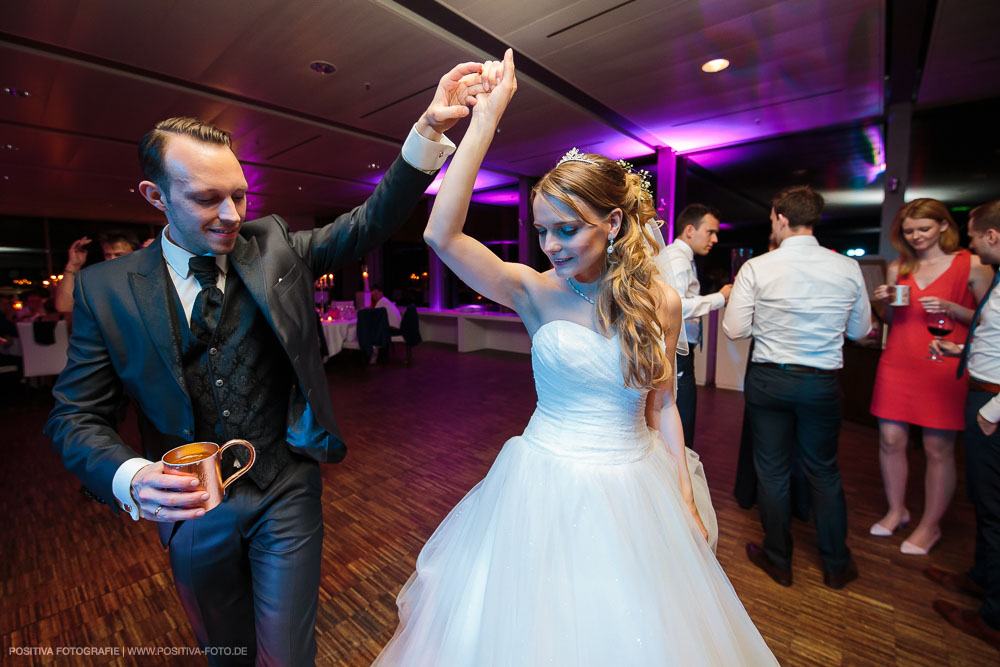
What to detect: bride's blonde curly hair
<box><xmin>532</xmin><ymin>152</ymin><xmax>671</xmax><ymax>389</ymax></box>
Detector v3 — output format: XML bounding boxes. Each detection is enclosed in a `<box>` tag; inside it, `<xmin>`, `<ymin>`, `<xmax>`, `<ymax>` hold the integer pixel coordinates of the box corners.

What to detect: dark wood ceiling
<box><xmin>0</xmin><ymin>0</ymin><xmax>997</xmax><ymax>231</ymax></box>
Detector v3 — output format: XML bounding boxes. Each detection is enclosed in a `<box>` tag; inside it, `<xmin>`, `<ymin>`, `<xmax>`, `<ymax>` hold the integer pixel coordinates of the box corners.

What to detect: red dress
<box><xmin>871</xmin><ymin>251</ymin><xmax>976</xmax><ymax>430</ymax></box>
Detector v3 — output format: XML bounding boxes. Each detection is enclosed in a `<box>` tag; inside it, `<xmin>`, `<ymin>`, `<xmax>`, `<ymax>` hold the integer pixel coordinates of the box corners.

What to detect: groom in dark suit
<box><xmin>44</xmin><ymin>61</ymin><xmax>486</xmax><ymax>664</ymax></box>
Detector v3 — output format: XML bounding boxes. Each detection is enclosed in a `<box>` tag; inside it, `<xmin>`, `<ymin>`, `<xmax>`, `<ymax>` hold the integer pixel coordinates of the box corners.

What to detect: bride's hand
<box><xmin>472</xmin><ymin>49</ymin><xmax>516</xmax><ymax>124</ymax></box>
<box><xmin>687</xmin><ymin>500</ymin><xmax>709</xmax><ymax>542</ymax></box>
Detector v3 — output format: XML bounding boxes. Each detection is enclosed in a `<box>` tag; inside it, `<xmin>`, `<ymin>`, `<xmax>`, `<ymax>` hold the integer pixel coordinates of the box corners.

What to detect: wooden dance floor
<box><xmin>1</xmin><ymin>344</ymin><xmax>997</xmax><ymax>665</ymax></box>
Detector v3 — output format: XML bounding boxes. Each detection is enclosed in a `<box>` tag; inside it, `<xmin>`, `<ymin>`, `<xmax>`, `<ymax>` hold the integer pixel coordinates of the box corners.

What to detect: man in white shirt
<box><xmin>368</xmin><ymin>284</ymin><xmax>403</xmax><ymax>364</ymax></box>
<box><xmin>723</xmin><ymin>185</ymin><xmax>871</xmax><ymax>590</ymax></box>
<box><xmin>926</xmin><ymin>200</ymin><xmax>1000</xmax><ymax>649</ymax></box>
<box><xmin>44</xmin><ymin>62</ymin><xmax>490</xmax><ymax>664</ymax></box>
<box><xmin>655</xmin><ymin>204</ymin><xmax>732</xmax><ymax>449</ymax></box>
<box><xmin>371</xmin><ymin>284</ymin><xmax>402</xmax><ymax>330</ymax></box>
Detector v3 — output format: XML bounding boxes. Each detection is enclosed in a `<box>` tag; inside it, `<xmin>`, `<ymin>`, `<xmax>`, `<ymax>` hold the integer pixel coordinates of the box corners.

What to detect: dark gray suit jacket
<box><xmin>45</xmin><ymin>155</ymin><xmax>433</xmax><ymax>512</ymax></box>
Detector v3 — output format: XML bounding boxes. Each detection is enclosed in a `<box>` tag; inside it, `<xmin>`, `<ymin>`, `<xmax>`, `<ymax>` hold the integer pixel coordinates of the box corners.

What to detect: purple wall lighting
<box><xmin>472</xmin><ymin>188</ymin><xmax>522</xmax><ymax>206</ymax></box>
<box><xmin>861</xmin><ymin>125</ymin><xmax>886</xmax><ymax>185</ymax></box>
<box><xmin>425</xmin><ymin>167</ymin><xmax>515</xmax><ymax>195</ymax></box>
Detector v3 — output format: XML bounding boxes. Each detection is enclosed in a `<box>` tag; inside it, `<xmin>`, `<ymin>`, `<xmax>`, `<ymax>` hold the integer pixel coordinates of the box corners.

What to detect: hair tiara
<box><xmin>557</xmin><ymin>147</ymin><xmax>598</xmax><ymax>166</ymax></box>
<box><xmin>556</xmin><ymin>148</ymin><xmax>653</xmax><ymax>201</ymax></box>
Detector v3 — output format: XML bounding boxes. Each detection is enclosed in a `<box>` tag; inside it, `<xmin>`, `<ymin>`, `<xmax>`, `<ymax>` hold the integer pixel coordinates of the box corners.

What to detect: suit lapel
<box><xmin>128</xmin><ymin>237</ymin><xmax>186</xmax><ymax>397</ymax></box>
<box><xmin>228</xmin><ymin>235</ymin><xmax>279</xmax><ymax>333</ymax></box>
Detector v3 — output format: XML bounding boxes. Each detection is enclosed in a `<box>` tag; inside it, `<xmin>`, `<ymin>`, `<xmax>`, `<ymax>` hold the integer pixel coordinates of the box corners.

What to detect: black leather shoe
<box><xmin>746</xmin><ymin>542</ymin><xmax>792</xmax><ymax>587</ymax></box>
<box><xmin>823</xmin><ymin>558</ymin><xmax>858</xmax><ymax>590</ymax></box>
<box><xmin>934</xmin><ymin>600</ymin><xmax>1000</xmax><ymax>650</ymax></box>
<box><xmin>925</xmin><ymin>567</ymin><xmax>985</xmax><ymax>600</ymax></box>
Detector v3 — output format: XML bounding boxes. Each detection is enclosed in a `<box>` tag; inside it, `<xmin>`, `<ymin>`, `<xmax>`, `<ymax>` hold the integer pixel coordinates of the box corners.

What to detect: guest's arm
<box><xmin>667</xmin><ymin>253</ymin><xmax>729</xmax><ymax>318</ymax></box>
<box><xmin>722</xmin><ymin>263</ymin><xmax>755</xmax><ymax>339</ymax></box>
<box><xmin>846</xmin><ymin>265</ymin><xmax>874</xmax><ymax>340</ymax></box>
<box><xmin>919</xmin><ymin>255</ymin><xmax>994</xmax><ymax>324</ymax></box>
<box><xmin>54</xmin><ymin>236</ymin><xmax>90</xmax><ymax>313</ymax></box>
<box><xmin>871</xmin><ymin>262</ymin><xmax>900</xmax><ymax>324</ymax></box>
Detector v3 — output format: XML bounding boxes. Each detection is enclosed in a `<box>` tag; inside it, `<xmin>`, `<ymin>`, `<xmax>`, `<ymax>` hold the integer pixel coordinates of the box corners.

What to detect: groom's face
<box><xmin>157</xmin><ymin>135</ymin><xmax>249</xmax><ymax>256</ymax></box>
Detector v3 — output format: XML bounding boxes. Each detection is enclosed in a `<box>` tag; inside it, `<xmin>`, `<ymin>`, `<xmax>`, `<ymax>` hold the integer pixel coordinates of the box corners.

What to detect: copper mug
<box><xmin>162</xmin><ymin>439</ymin><xmax>256</xmax><ymax>512</ymax></box>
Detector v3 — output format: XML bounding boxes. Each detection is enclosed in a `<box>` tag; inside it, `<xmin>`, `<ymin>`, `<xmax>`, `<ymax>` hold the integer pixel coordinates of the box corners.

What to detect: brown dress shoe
<box><xmin>924</xmin><ymin>567</ymin><xmax>985</xmax><ymax>600</ymax></box>
<box><xmin>746</xmin><ymin>542</ymin><xmax>792</xmax><ymax>587</ymax></box>
<box><xmin>823</xmin><ymin>558</ymin><xmax>858</xmax><ymax>590</ymax></box>
<box><xmin>933</xmin><ymin>600</ymin><xmax>1000</xmax><ymax>650</ymax></box>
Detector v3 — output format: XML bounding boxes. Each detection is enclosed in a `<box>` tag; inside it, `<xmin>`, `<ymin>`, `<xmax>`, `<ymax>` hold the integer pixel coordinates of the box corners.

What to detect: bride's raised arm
<box><xmin>423</xmin><ymin>49</ymin><xmax>534</xmax><ymax>310</ymax></box>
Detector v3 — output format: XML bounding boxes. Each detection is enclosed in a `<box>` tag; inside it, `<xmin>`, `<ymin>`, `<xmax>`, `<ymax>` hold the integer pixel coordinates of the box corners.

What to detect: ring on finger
<box><xmin>154</xmin><ymin>505</ymin><xmax>164</xmax><ymax>518</ymax></box>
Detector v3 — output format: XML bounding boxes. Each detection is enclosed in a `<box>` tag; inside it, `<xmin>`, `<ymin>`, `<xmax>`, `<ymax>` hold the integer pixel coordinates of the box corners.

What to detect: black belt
<box><xmin>755</xmin><ymin>362</ymin><xmax>837</xmax><ymax>375</ymax></box>
<box><xmin>969</xmin><ymin>378</ymin><xmax>1000</xmax><ymax>394</ymax></box>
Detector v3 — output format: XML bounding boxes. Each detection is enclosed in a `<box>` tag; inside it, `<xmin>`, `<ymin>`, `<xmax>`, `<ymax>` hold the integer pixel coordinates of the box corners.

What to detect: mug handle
<box><xmin>219</xmin><ymin>439</ymin><xmax>256</xmax><ymax>490</ymax></box>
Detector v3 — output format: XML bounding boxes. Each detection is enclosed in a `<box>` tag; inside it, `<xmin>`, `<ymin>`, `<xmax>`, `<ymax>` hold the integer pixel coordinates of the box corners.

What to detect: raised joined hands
<box><xmin>471</xmin><ymin>49</ymin><xmax>517</xmax><ymax>124</ymax></box>
<box><xmin>416</xmin><ymin>62</ymin><xmax>487</xmax><ymax>140</ymax></box>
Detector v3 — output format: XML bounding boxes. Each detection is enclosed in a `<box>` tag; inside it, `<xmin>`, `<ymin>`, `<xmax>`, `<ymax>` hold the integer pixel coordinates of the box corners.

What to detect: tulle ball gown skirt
<box><xmin>373</xmin><ymin>428</ymin><xmax>777</xmax><ymax>666</ymax></box>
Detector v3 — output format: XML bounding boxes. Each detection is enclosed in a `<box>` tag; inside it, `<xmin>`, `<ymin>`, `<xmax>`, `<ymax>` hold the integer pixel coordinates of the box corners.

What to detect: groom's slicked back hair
<box><xmin>139</xmin><ymin>117</ymin><xmax>233</xmax><ymax>192</ymax></box>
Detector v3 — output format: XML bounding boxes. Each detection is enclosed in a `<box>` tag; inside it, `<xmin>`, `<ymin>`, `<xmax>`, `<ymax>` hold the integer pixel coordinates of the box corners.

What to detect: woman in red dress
<box><xmin>870</xmin><ymin>199</ymin><xmax>993</xmax><ymax>554</ymax></box>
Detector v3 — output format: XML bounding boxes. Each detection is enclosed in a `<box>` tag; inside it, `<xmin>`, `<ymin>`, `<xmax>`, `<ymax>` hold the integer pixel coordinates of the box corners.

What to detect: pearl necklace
<box><xmin>566</xmin><ymin>277</ymin><xmax>596</xmax><ymax>305</ymax></box>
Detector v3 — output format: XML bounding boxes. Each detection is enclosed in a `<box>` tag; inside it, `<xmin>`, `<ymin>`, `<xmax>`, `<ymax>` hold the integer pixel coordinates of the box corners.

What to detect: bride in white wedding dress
<box><xmin>374</xmin><ymin>51</ymin><xmax>777</xmax><ymax>666</ymax></box>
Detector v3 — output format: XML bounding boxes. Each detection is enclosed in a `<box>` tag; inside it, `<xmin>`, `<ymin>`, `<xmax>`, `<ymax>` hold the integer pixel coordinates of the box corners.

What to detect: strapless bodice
<box><xmin>523</xmin><ymin>320</ymin><xmax>652</xmax><ymax>464</ymax></box>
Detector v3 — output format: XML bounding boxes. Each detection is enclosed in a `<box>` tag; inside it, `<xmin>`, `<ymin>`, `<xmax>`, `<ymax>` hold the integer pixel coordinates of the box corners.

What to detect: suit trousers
<box><xmin>964</xmin><ymin>391</ymin><xmax>1000</xmax><ymax>629</ymax></box>
<box><xmin>675</xmin><ymin>351</ymin><xmax>697</xmax><ymax>450</ymax></box>
<box><xmin>168</xmin><ymin>455</ymin><xmax>323</xmax><ymax>665</ymax></box>
<box><xmin>744</xmin><ymin>364</ymin><xmax>850</xmax><ymax>573</ymax></box>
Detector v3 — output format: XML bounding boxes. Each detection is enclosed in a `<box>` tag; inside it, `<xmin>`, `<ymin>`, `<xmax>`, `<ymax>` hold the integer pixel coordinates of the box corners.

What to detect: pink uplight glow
<box><xmin>425</xmin><ymin>168</ymin><xmax>515</xmax><ymax>195</ymax></box>
<box><xmin>471</xmin><ymin>188</ymin><xmax>521</xmax><ymax>206</ymax></box>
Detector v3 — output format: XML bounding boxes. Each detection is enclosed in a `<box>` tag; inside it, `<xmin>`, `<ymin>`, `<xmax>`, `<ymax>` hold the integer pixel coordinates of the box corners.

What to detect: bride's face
<box><xmin>533</xmin><ymin>194</ymin><xmax>617</xmax><ymax>283</ymax></box>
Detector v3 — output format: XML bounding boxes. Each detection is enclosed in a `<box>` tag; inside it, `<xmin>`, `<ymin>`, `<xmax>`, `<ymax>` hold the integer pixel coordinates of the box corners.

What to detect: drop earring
<box><xmin>607</xmin><ymin>234</ymin><xmax>615</xmax><ymax>255</ymax></box>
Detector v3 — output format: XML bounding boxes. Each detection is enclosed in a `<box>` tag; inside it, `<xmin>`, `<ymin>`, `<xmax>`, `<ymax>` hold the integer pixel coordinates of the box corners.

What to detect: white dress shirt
<box><xmin>655</xmin><ymin>238</ymin><xmax>726</xmax><ymax>344</ymax></box>
<box><xmin>111</xmin><ymin>124</ymin><xmax>455</xmax><ymax>519</ymax></box>
<box><xmin>722</xmin><ymin>235</ymin><xmax>872</xmax><ymax>370</ymax></box>
<box><xmin>374</xmin><ymin>296</ymin><xmax>402</xmax><ymax>329</ymax></box>
<box><xmin>967</xmin><ymin>286</ymin><xmax>1000</xmax><ymax>422</ymax></box>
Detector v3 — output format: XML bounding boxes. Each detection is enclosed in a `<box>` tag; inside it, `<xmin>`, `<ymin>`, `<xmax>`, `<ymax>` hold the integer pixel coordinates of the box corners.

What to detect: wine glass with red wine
<box><xmin>926</xmin><ymin>311</ymin><xmax>955</xmax><ymax>362</ymax></box>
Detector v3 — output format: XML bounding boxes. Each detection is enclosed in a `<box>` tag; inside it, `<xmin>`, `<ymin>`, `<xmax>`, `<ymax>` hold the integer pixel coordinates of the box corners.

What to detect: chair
<box><xmin>16</xmin><ymin>320</ymin><xmax>69</xmax><ymax>377</ymax></box>
<box><xmin>390</xmin><ymin>304</ymin><xmax>422</xmax><ymax>364</ymax></box>
<box><xmin>342</xmin><ymin>308</ymin><xmax>389</xmax><ymax>363</ymax></box>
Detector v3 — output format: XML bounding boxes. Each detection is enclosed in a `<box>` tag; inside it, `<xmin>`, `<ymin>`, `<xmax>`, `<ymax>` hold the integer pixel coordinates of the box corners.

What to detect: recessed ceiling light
<box><xmin>367</xmin><ymin>162</ymin><xmax>380</xmax><ymax>170</ymax></box>
<box><xmin>701</xmin><ymin>58</ymin><xmax>730</xmax><ymax>73</ymax></box>
<box><xmin>309</xmin><ymin>61</ymin><xmax>336</xmax><ymax>75</ymax></box>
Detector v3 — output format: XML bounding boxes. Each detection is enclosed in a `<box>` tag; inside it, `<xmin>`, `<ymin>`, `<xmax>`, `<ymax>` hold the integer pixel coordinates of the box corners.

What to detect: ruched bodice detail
<box><xmin>524</xmin><ymin>320</ymin><xmax>651</xmax><ymax>463</ymax></box>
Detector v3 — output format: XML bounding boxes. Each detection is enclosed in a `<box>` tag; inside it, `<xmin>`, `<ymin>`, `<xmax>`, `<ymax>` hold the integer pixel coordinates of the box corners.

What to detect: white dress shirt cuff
<box><xmin>113</xmin><ymin>457</ymin><xmax>154</xmax><ymax>520</ymax></box>
<box><xmin>979</xmin><ymin>396</ymin><xmax>1000</xmax><ymax>424</ymax></box>
<box><xmin>709</xmin><ymin>292</ymin><xmax>726</xmax><ymax>311</ymax></box>
<box><xmin>401</xmin><ymin>125</ymin><xmax>456</xmax><ymax>174</ymax></box>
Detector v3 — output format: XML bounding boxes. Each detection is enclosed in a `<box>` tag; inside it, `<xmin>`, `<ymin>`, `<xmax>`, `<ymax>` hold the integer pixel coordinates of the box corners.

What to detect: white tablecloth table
<box><xmin>320</xmin><ymin>318</ymin><xmax>357</xmax><ymax>359</ymax></box>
